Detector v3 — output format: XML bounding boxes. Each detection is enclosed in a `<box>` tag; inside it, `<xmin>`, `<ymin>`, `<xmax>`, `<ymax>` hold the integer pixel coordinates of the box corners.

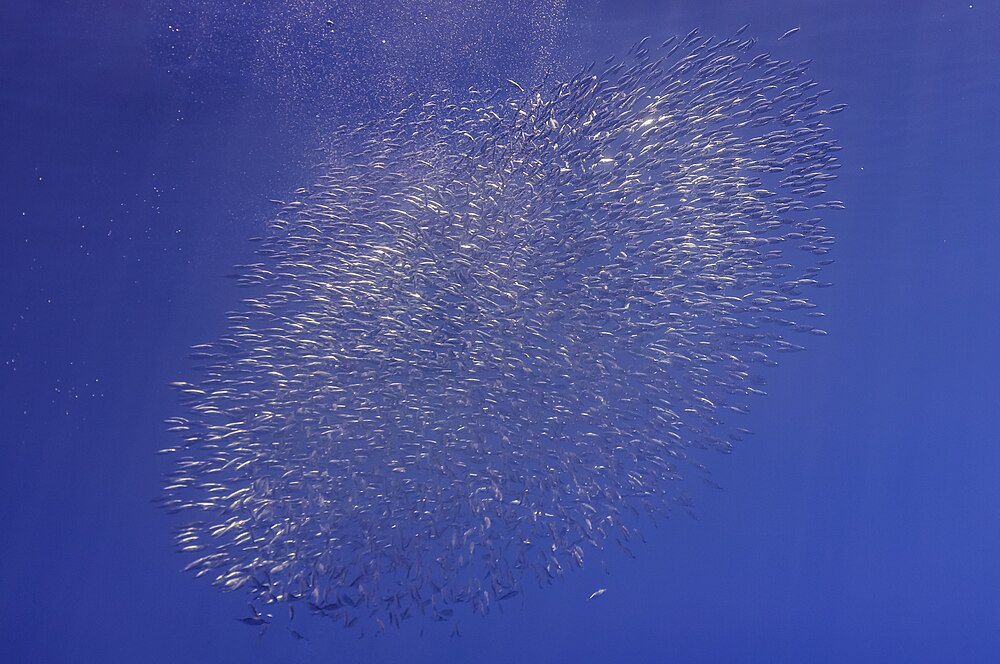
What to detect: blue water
<box><xmin>2</xmin><ymin>1</ymin><xmax>999</xmax><ymax>662</ymax></box>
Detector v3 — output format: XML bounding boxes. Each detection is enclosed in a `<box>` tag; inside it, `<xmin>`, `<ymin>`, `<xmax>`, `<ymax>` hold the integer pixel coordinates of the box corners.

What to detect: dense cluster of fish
<box><xmin>161</xmin><ymin>27</ymin><xmax>842</xmax><ymax>633</ymax></box>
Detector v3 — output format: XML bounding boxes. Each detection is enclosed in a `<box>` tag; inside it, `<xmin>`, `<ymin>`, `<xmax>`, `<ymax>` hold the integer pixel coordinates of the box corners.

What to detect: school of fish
<box><xmin>160</xmin><ymin>27</ymin><xmax>844</xmax><ymax>633</ymax></box>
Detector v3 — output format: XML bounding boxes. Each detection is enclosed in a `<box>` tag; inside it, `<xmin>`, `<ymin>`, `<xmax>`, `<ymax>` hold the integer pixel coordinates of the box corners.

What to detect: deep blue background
<box><xmin>2</xmin><ymin>1</ymin><xmax>999</xmax><ymax>662</ymax></box>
